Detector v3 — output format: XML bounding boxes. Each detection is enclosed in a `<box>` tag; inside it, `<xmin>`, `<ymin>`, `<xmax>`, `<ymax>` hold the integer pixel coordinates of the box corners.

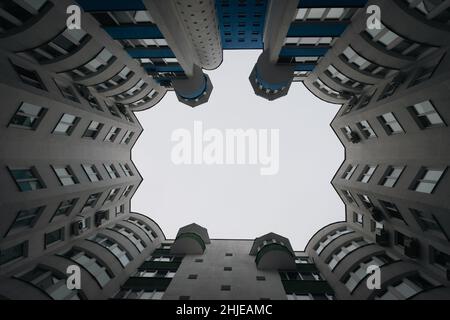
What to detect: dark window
<box><xmin>45</xmin><ymin>227</ymin><xmax>65</xmax><ymax>247</ymax></box>
<box><xmin>53</xmin><ymin>198</ymin><xmax>78</xmax><ymax>219</ymax></box>
<box><xmin>9</xmin><ymin>102</ymin><xmax>47</xmax><ymax>130</ymax></box>
<box><xmin>82</xmin><ymin>193</ymin><xmax>102</xmax><ymax>211</ymax></box>
<box><xmin>9</xmin><ymin>167</ymin><xmax>45</xmax><ymax>191</ymax></box>
<box><xmin>0</xmin><ymin>242</ymin><xmax>27</xmax><ymax>265</ymax></box>
<box><xmin>10</xmin><ymin>206</ymin><xmax>44</xmax><ymax>231</ymax></box>
<box><xmin>12</xmin><ymin>63</ymin><xmax>46</xmax><ymax>90</ymax></box>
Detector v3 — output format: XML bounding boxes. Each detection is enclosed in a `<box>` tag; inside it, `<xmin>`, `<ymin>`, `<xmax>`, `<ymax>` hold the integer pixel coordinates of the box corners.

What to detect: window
<box><xmin>53</xmin><ymin>166</ymin><xmax>78</xmax><ymax>186</ymax></box>
<box><xmin>224</xmin><ymin>267</ymin><xmax>232</xmax><ymax>271</ymax></box>
<box><xmin>12</xmin><ymin>63</ymin><xmax>46</xmax><ymax>90</ymax></box>
<box><xmin>327</xmin><ymin>239</ymin><xmax>369</xmax><ymax>270</ymax></box>
<box><xmin>9</xmin><ymin>167</ymin><xmax>45</xmax><ymax>191</ymax></box>
<box><xmin>315</xmin><ymin>228</ymin><xmax>353</xmax><ymax>255</ymax></box>
<box><xmin>188</xmin><ymin>274</ymin><xmax>198</xmax><ymax>279</ymax></box>
<box><xmin>111</xmin><ymin>225</ymin><xmax>145</xmax><ymax>252</ymax></box>
<box><xmin>341</xmin><ymin>46</ymin><xmax>390</xmax><ymax>76</ymax></box>
<box><xmin>404</xmin><ymin>0</ymin><xmax>450</xmax><ymax>23</ymax></box>
<box><xmin>358</xmin><ymin>194</ymin><xmax>373</xmax><ymax>208</ymax></box>
<box><xmin>134</xmin><ymin>270</ymin><xmax>176</xmax><ymax>278</ymax></box>
<box><xmin>256</xmin><ymin>276</ymin><xmax>266</xmax><ymax>281</ymax></box>
<box><xmin>410</xmin><ymin>66</ymin><xmax>435</xmax><ymax>87</ymax></box>
<box><xmin>121</xmin><ymin>131</ymin><xmax>134</xmax><ymax>144</ymax></box>
<box><xmin>371</xmin><ymin>220</ymin><xmax>384</xmax><ymax>232</ymax></box>
<box><xmin>431</xmin><ymin>247</ymin><xmax>450</xmax><ymax>269</ymax></box>
<box><xmin>377</xmin><ymin>274</ymin><xmax>434</xmax><ymax>300</ymax></box>
<box><xmin>357</xmin><ymin>121</ymin><xmax>377</xmax><ymax>139</ymax></box>
<box><xmin>326</xmin><ymin>65</ymin><xmax>364</xmax><ymax>89</ymax></box>
<box><xmin>17</xmin><ymin>267</ymin><xmax>81</xmax><ymax>300</ymax></box>
<box><xmin>95</xmin><ymin>67</ymin><xmax>132</xmax><ymax>91</ymax></box>
<box><xmin>353</xmin><ymin>212</ymin><xmax>364</xmax><ymax>225</ymax></box>
<box><xmin>287</xmin><ymin>293</ymin><xmax>334</xmax><ymax>300</ymax></box>
<box><xmin>221</xmin><ymin>285</ymin><xmax>231</xmax><ymax>291</ymax></box>
<box><xmin>115</xmin><ymin>204</ymin><xmax>125</xmax><ymax>216</ymax></box>
<box><xmin>104</xmin><ymin>188</ymin><xmax>120</xmax><ymax>203</ymax></box>
<box><xmin>378</xmin><ymin>113</ymin><xmax>404</xmax><ymax>135</ymax></box>
<box><xmin>380</xmin><ymin>166</ymin><xmax>404</xmax><ymax>187</ymax></box>
<box><xmin>104</xmin><ymin>127</ymin><xmax>121</xmax><ymax>142</ymax></box>
<box><xmin>82</xmin><ymin>164</ymin><xmax>102</xmax><ymax>182</ymax></box>
<box><xmin>0</xmin><ymin>0</ymin><xmax>50</xmax><ymax>34</ymax></box>
<box><xmin>120</xmin><ymin>163</ymin><xmax>134</xmax><ymax>177</ymax></box>
<box><xmin>0</xmin><ymin>242</ymin><xmax>27</xmax><ymax>265</ymax></box>
<box><xmin>45</xmin><ymin>227</ymin><xmax>65</xmax><ymax>247</ymax></box>
<box><xmin>121</xmin><ymin>185</ymin><xmax>134</xmax><ymax>198</ymax></box>
<box><xmin>285</xmin><ymin>36</ymin><xmax>334</xmax><ymax>46</ymax></box>
<box><xmin>9</xmin><ymin>102</ymin><xmax>47</xmax><ymax>130</ymax></box>
<box><xmin>89</xmin><ymin>234</ymin><xmax>131</xmax><ymax>267</ymax></box>
<box><xmin>53</xmin><ymin>198</ymin><xmax>78</xmax><ymax>219</ymax></box>
<box><xmin>195</xmin><ymin>258</ymin><xmax>203</xmax><ymax>263</ymax></box>
<box><xmin>68</xmin><ymin>48</ymin><xmax>114</xmax><ymax>78</ymax></box>
<box><xmin>411</xmin><ymin>209</ymin><xmax>446</xmax><ymax>236</ymax></box>
<box><xmin>61</xmin><ymin>249</ymin><xmax>112</xmax><ymax>287</ymax></box>
<box><xmin>116</xmin><ymin>289</ymin><xmax>164</xmax><ymax>300</ymax></box>
<box><xmin>104</xmin><ymin>164</ymin><xmax>120</xmax><ymax>179</ymax></box>
<box><xmin>55</xmin><ymin>80</ymin><xmax>79</xmax><ymax>103</ymax></box>
<box><xmin>295</xmin><ymin>256</ymin><xmax>312</xmax><ymax>264</ymax></box>
<box><xmin>9</xmin><ymin>206</ymin><xmax>44</xmax><ymax>232</ymax></box>
<box><xmin>295</xmin><ymin>7</ymin><xmax>349</xmax><ymax>21</ymax></box>
<box><xmin>410</xmin><ymin>167</ymin><xmax>446</xmax><ymax>194</ymax></box>
<box><xmin>344</xmin><ymin>255</ymin><xmax>393</xmax><ymax>292</ymax></box>
<box><xmin>342</xmin><ymin>190</ymin><xmax>356</xmax><ymax>204</ymax></box>
<box><xmin>225</xmin><ymin>253</ymin><xmax>233</xmax><ymax>257</ymax></box>
<box><xmin>53</xmin><ymin>114</ymin><xmax>79</xmax><ymax>135</ymax></box>
<box><xmin>380</xmin><ymin>200</ymin><xmax>405</xmax><ymax>221</ymax></box>
<box><xmin>127</xmin><ymin>217</ymin><xmax>158</xmax><ymax>239</ymax></box>
<box><xmin>280</xmin><ymin>271</ymin><xmax>322</xmax><ymax>281</ymax></box>
<box><xmin>83</xmin><ymin>121</ymin><xmax>103</xmax><ymax>139</ymax></box>
<box><xmin>408</xmin><ymin>100</ymin><xmax>445</xmax><ymax>129</ymax></box>
<box><xmin>365</xmin><ymin>22</ymin><xmax>434</xmax><ymax>58</ymax></box>
<box><xmin>106</xmin><ymin>102</ymin><xmax>121</xmax><ymax>118</ymax></box>
<box><xmin>358</xmin><ymin>165</ymin><xmax>377</xmax><ymax>183</ymax></box>
<box><xmin>342</xmin><ymin>164</ymin><xmax>357</xmax><ymax>180</ymax></box>
<box><xmin>82</xmin><ymin>193</ymin><xmax>101</xmax><ymax>211</ymax></box>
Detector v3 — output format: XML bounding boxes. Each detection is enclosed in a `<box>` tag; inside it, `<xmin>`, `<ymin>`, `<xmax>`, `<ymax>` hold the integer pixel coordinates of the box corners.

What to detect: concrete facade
<box><xmin>0</xmin><ymin>0</ymin><xmax>450</xmax><ymax>300</ymax></box>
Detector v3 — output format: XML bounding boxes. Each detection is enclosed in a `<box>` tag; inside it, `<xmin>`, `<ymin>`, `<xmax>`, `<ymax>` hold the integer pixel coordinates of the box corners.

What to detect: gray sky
<box><xmin>132</xmin><ymin>50</ymin><xmax>344</xmax><ymax>250</ymax></box>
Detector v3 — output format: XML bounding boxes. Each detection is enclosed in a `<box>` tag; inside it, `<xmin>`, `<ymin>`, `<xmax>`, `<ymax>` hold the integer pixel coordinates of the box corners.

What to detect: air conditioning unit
<box><xmin>404</xmin><ymin>238</ymin><xmax>420</xmax><ymax>258</ymax></box>
<box><xmin>94</xmin><ymin>210</ymin><xmax>109</xmax><ymax>227</ymax></box>
<box><xmin>349</xmin><ymin>132</ymin><xmax>361</xmax><ymax>144</ymax></box>
<box><xmin>375</xmin><ymin>229</ymin><xmax>389</xmax><ymax>247</ymax></box>
<box><xmin>71</xmin><ymin>217</ymin><xmax>89</xmax><ymax>236</ymax></box>
<box><xmin>369</xmin><ymin>207</ymin><xmax>384</xmax><ymax>222</ymax></box>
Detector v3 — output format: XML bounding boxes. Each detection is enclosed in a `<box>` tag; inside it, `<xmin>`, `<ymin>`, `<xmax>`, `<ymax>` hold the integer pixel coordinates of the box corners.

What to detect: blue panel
<box><xmin>215</xmin><ymin>0</ymin><xmax>268</xmax><ymax>50</ymax></box>
<box><xmin>144</xmin><ymin>64</ymin><xmax>184</xmax><ymax>73</ymax></box>
<box><xmin>294</xmin><ymin>64</ymin><xmax>316</xmax><ymax>71</ymax></box>
<box><xmin>298</xmin><ymin>0</ymin><xmax>368</xmax><ymax>8</ymax></box>
<box><xmin>127</xmin><ymin>48</ymin><xmax>175</xmax><ymax>58</ymax></box>
<box><xmin>76</xmin><ymin>0</ymin><xmax>145</xmax><ymax>11</ymax></box>
<box><xmin>104</xmin><ymin>25</ymin><xmax>163</xmax><ymax>39</ymax></box>
<box><xmin>280</xmin><ymin>46</ymin><xmax>329</xmax><ymax>57</ymax></box>
<box><xmin>287</xmin><ymin>22</ymin><xmax>349</xmax><ymax>37</ymax></box>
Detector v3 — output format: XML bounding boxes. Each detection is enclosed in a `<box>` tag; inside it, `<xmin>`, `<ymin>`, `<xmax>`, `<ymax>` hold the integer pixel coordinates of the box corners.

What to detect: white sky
<box><xmin>132</xmin><ymin>50</ymin><xmax>344</xmax><ymax>250</ymax></box>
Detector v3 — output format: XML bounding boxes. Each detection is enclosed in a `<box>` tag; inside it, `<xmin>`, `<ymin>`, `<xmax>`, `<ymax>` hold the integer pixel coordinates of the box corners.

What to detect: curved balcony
<box><xmin>170</xmin><ymin>232</ymin><xmax>206</xmax><ymax>255</ymax></box>
<box><xmin>255</xmin><ymin>243</ymin><xmax>296</xmax><ymax>270</ymax></box>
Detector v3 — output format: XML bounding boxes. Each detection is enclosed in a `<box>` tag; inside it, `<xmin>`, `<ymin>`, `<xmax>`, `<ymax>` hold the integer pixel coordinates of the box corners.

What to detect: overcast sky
<box><xmin>132</xmin><ymin>50</ymin><xmax>344</xmax><ymax>250</ymax></box>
